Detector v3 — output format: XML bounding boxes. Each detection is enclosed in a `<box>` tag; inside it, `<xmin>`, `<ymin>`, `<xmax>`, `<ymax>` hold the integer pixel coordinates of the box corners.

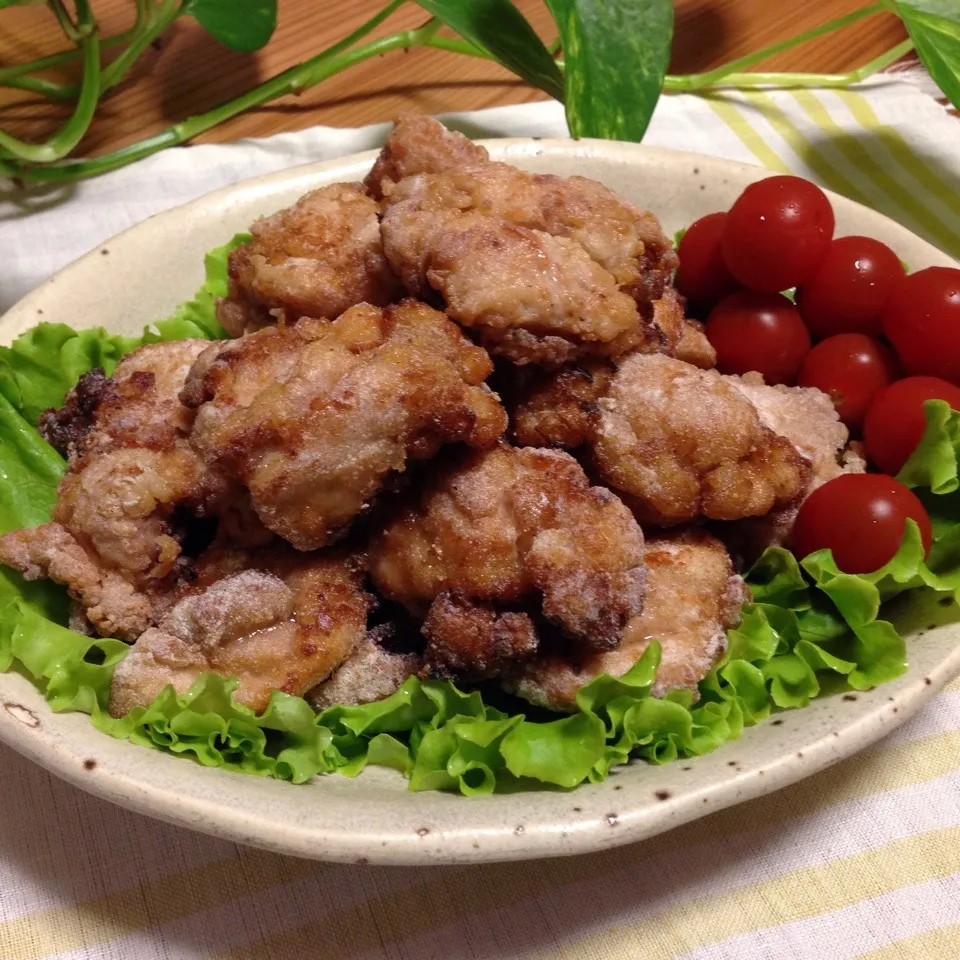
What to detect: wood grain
<box><xmin>0</xmin><ymin>0</ymin><xmax>908</xmax><ymax>157</ymax></box>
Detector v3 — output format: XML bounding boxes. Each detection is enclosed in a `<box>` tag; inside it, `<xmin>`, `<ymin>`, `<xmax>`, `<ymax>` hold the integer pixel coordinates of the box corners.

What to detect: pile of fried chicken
<box><xmin>0</xmin><ymin>117</ymin><xmax>865</xmax><ymax>721</ymax></box>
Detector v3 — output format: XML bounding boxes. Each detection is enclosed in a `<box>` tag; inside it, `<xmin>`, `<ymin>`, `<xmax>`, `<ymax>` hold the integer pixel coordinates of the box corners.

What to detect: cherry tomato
<box><xmin>721</xmin><ymin>175</ymin><xmax>835</xmax><ymax>292</ymax></box>
<box><xmin>881</xmin><ymin>267</ymin><xmax>960</xmax><ymax>382</ymax></box>
<box><xmin>863</xmin><ymin>376</ymin><xmax>960</xmax><ymax>475</ymax></box>
<box><xmin>795</xmin><ymin>236</ymin><xmax>904</xmax><ymax>338</ymax></box>
<box><xmin>675</xmin><ymin>212</ymin><xmax>740</xmax><ymax>312</ymax></box>
<box><xmin>797</xmin><ymin>334</ymin><xmax>899</xmax><ymax>431</ymax></box>
<box><xmin>706</xmin><ymin>290</ymin><xmax>811</xmax><ymax>385</ymax></box>
<box><xmin>792</xmin><ymin>474</ymin><xmax>932</xmax><ymax>574</ymax></box>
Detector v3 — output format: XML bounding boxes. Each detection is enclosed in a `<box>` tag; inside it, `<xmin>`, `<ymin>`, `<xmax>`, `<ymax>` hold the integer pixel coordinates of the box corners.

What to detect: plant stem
<box><xmin>663</xmin><ymin>3</ymin><xmax>883</xmax><ymax>92</ymax></box>
<box><xmin>0</xmin><ymin>1</ymin><xmax>100</xmax><ymax>163</ymax></box>
<box><xmin>48</xmin><ymin>0</ymin><xmax>82</xmax><ymax>42</ymax></box>
<box><xmin>99</xmin><ymin>0</ymin><xmax>181</xmax><ymax>94</ymax></box>
<box><xmin>674</xmin><ymin>39</ymin><xmax>914</xmax><ymax>91</ymax></box>
<box><xmin>0</xmin><ymin>0</ymin><xmax>147</xmax><ymax>84</ymax></box>
<box><xmin>3</xmin><ymin>16</ymin><xmax>443</xmax><ymax>182</ymax></box>
<box><xmin>0</xmin><ymin>74</ymin><xmax>77</xmax><ymax>101</ymax></box>
<box><xmin>421</xmin><ymin>35</ymin><xmax>492</xmax><ymax>59</ymax></box>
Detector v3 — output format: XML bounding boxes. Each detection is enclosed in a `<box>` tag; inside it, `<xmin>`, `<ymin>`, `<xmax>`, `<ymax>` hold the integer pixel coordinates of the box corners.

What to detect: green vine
<box><xmin>0</xmin><ymin>0</ymin><xmax>955</xmax><ymax>185</ymax></box>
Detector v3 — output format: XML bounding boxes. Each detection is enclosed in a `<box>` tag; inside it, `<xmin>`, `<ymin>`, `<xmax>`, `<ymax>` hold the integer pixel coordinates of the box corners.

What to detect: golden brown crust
<box><xmin>651</xmin><ymin>288</ymin><xmax>717</xmax><ymax>370</ymax></box>
<box><xmin>509</xmin><ymin>360</ymin><xmax>614</xmax><ymax>449</ymax></box>
<box><xmin>108</xmin><ymin>545</ymin><xmax>370</xmax><ymax>716</ymax></box>
<box><xmin>368</xmin><ymin>444</ymin><xmax>647</xmax><ymax>680</ymax></box>
<box><xmin>594</xmin><ymin>354</ymin><xmax>810</xmax><ymax>525</ymax></box>
<box><xmin>216</xmin><ymin>182</ymin><xmax>402</xmax><ymax>335</ymax></box>
<box><xmin>364</xmin><ymin>114</ymin><xmax>491</xmax><ymax>200</ymax></box>
<box><xmin>187</xmin><ymin>301</ymin><xmax>507</xmax><ymax>550</ymax></box>
<box><xmin>0</xmin><ymin>341</ymin><xmax>232</xmax><ymax>638</ymax></box>
<box><xmin>507</xmin><ymin>528</ymin><xmax>747</xmax><ymax>710</ymax></box>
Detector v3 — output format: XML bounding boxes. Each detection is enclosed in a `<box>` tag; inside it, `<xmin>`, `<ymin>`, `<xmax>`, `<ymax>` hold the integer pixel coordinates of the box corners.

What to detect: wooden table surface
<box><xmin>0</xmin><ymin>1</ymin><xmax>909</xmax><ymax>158</ymax></box>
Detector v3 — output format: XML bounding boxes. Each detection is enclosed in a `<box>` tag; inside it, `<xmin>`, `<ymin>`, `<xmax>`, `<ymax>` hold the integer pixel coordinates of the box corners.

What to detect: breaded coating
<box><xmin>216</xmin><ymin>182</ymin><xmax>402</xmax><ymax>336</ymax></box>
<box><xmin>368</xmin><ymin>445</ymin><xmax>647</xmax><ymax>681</ymax></box>
<box><xmin>652</xmin><ymin>288</ymin><xmax>716</xmax><ymax>370</ymax></box>
<box><xmin>382</xmin><ymin>203</ymin><xmax>651</xmax><ymax>368</ymax></box>
<box><xmin>507</xmin><ymin>293</ymin><xmax>715</xmax><ymax>448</ymax></box>
<box><xmin>509</xmin><ymin>359</ymin><xmax>613</xmax><ymax>449</ymax></box>
<box><xmin>365</xmin><ymin>114</ymin><xmax>490</xmax><ymax>199</ymax></box>
<box><xmin>594</xmin><ymin>355</ymin><xmax>809</xmax><ymax>525</ymax></box>
<box><xmin>184</xmin><ymin>301</ymin><xmax>507</xmax><ymax>551</ymax></box>
<box><xmin>370</xmin><ymin>115</ymin><xmax>678</xmax><ymax>306</ymax></box>
<box><xmin>0</xmin><ymin>522</ymin><xmax>155</xmax><ymax>639</ymax></box>
<box><xmin>0</xmin><ymin>341</ymin><xmax>228</xmax><ymax>639</ymax></box>
<box><xmin>109</xmin><ymin>546</ymin><xmax>369</xmax><ymax>716</ymax></box>
<box><xmin>306</xmin><ymin>632</ymin><xmax>419</xmax><ymax>710</ymax></box>
<box><xmin>721</xmin><ymin>374</ymin><xmax>866</xmax><ymax>558</ymax></box>
<box><xmin>508</xmin><ymin>529</ymin><xmax>746</xmax><ymax>710</ymax></box>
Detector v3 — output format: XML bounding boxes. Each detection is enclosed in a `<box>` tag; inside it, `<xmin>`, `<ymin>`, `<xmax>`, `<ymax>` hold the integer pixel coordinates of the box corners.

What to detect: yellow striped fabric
<box><xmin>2</xmin><ymin>82</ymin><xmax>960</xmax><ymax>960</ymax></box>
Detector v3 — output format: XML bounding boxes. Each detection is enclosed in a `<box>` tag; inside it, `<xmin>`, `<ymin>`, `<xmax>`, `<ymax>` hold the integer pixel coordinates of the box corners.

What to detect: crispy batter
<box><xmin>369</xmin><ymin>445</ymin><xmax>647</xmax><ymax>681</ymax></box>
<box><xmin>594</xmin><ymin>355</ymin><xmax>809</xmax><ymax>525</ymax></box>
<box><xmin>109</xmin><ymin>545</ymin><xmax>369</xmax><ymax>716</ymax></box>
<box><xmin>216</xmin><ymin>182</ymin><xmax>402</xmax><ymax>336</ymax></box>
<box><xmin>0</xmin><ymin>341</ymin><xmax>229</xmax><ymax>639</ymax></box>
<box><xmin>506</xmin><ymin>292</ymin><xmax>716</xmax><ymax>448</ymax></box>
<box><xmin>721</xmin><ymin>375</ymin><xmax>867</xmax><ymax>558</ymax></box>
<box><xmin>382</xmin><ymin>203</ymin><xmax>652</xmax><ymax>368</ymax></box>
<box><xmin>652</xmin><ymin>287</ymin><xmax>716</xmax><ymax>369</ymax></box>
<box><xmin>185</xmin><ymin>301</ymin><xmax>507</xmax><ymax>550</ymax></box>
<box><xmin>370</xmin><ymin>115</ymin><xmax>678</xmax><ymax>305</ymax></box>
<box><xmin>364</xmin><ymin>114</ymin><xmax>490</xmax><ymax>200</ymax></box>
<box><xmin>508</xmin><ymin>529</ymin><xmax>746</xmax><ymax>710</ymax></box>
<box><xmin>509</xmin><ymin>359</ymin><xmax>613</xmax><ymax>449</ymax></box>
<box><xmin>306</xmin><ymin>632</ymin><xmax>420</xmax><ymax>710</ymax></box>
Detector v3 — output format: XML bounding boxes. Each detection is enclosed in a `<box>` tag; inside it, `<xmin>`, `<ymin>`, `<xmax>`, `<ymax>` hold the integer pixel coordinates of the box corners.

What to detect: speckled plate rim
<box><xmin>1</xmin><ymin>138</ymin><xmax>958</xmax><ymax>866</ymax></box>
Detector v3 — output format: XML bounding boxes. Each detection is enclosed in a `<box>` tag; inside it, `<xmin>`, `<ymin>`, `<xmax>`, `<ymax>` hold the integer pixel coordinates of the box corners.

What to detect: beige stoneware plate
<box><xmin>1</xmin><ymin>139</ymin><xmax>958</xmax><ymax>866</ymax></box>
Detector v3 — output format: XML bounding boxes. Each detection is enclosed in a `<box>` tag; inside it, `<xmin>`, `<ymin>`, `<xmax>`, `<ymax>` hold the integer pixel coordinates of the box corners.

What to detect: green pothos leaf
<box><xmin>417</xmin><ymin>0</ymin><xmax>565</xmax><ymax>102</ymax></box>
<box><xmin>889</xmin><ymin>0</ymin><xmax>960</xmax><ymax>112</ymax></box>
<box><xmin>545</xmin><ymin>0</ymin><xmax>673</xmax><ymax>140</ymax></box>
<box><xmin>184</xmin><ymin>0</ymin><xmax>278</xmax><ymax>53</ymax></box>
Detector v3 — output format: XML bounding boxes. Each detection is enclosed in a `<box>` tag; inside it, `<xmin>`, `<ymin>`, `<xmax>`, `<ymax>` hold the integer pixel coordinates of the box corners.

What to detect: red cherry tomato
<box><xmin>792</xmin><ymin>474</ymin><xmax>932</xmax><ymax>574</ymax></box>
<box><xmin>881</xmin><ymin>267</ymin><xmax>960</xmax><ymax>382</ymax></box>
<box><xmin>675</xmin><ymin>212</ymin><xmax>740</xmax><ymax>312</ymax></box>
<box><xmin>797</xmin><ymin>334</ymin><xmax>899</xmax><ymax>431</ymax></box>
<box><xmin>721</xmin><ymin>175</ymin><xmax>835</xmax><ymax>292</ymax></box>
<box><xmin>863</xmin><ymin>376</ymin><xmax>960</xmax><ymax>475</ymax></box>
<box><xmin>795</xmin><ymin>235</ymin><xmax>904</xmax><ymax>339</ymax></box>
<box><xmin>706</xmin><ymin>290</ymin><xmax>811</xmax><ymax>385</ymax></box>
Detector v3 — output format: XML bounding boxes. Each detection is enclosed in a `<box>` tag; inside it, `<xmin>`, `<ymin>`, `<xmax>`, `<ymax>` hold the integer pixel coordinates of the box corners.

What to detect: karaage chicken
<box><xmin>368</xmin><ymin>444</ymin><xmax>646</xmax><ymax>680</ymax></box>
<box><xmin>0</xmin><ymin>341</ymin><xmax>230</xmax><ymax>638</ymax></box>
<box><xmin>508</xmin><ymin>529</ymin><xmax>746</xmax><ymax>709</ymax></box>
<box><xmin>216</xmin><ymin>182</ymin><xmax>402</xmax><ymax>336</ymax></box>
<box><xmin>594</xmin><ymin>355</ymin><xmax>810</xmax><ymax>525</ymax></box>
<box><xmin>183</xmin><ymin>300</ymin><xmax>507</xmax><ymax>550</ymax></box>
<box><xmin>109</xmin><ymin>544</ymin><xmax>370</xmax><ymax>716</ymax></box>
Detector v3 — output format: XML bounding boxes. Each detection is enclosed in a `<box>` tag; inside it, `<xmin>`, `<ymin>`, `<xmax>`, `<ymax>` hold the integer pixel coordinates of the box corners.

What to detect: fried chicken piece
<box><xmin>0</xmin><ymin>341</ymin><xmax>230</xmax><ymax>639</ymax></box>
<box><xmin>508</xmin><ymin>529</ymin><xmax>747</xmax><ymax>710</ymax></box>
<box><xmin>651</xmin><ymin>287</ymin><xmax>716</xmax><ymax>369</ymax></box>
<box><xmin>216</xmin><ymin>182</ymin><xmax>402</xmax><ymax>336</ymax></box>
<box><xmin>720</xmin><ymin>374</ymin><xmax>866</xmax><ymax>559</ymax></box>
<box><xmin>368</xmin><ymin>445</ymin><xmax>647</xmax><ymax>681</ymax></box>
<box><xmin>184</xmin><ymin>301</ymin><xmax>507</xmax><ymax>551</ymax></box>
<box><xmin>108</xmin><ymin>546</ymin><xmax>369</xmax><ymax>716</ymax></box>
<box><xmin>365</xmin><ymin>114</ymin><xmax>490</xmax><ymax>200</ymax></box>
<box><xmin>382</xmin><ymin>204</ymin><xmax>652</xmax><ymax>368</ymax></box>
<box><xmin>370</xmin><ymin>115</ymin><xmax>678</xmax><ymax>306</ymax></box>
<box><xmin>509</xmin><ymin>359</ymin><xmax>613</xmax><ymax>449</ymax></box>
<box><xmin>506</xmin><ymin>291</ymin><xmax>715</xmax><ymax>448</ymax></box>
<box><xmin>594</xmin><ymin>355</ymin><xmax>809</xmax><ymax>525</ymax></box>
<box><xmin>306</xmin><ymin>631</ymin><xmax>420</xmax><ymax>710</ymax></box>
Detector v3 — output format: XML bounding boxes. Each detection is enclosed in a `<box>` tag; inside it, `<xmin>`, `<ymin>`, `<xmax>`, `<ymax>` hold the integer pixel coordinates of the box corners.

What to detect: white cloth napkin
<box><xmin>3</xmin><ymin>81</ymin><xmax>960</xmax><ymax>960</ymax></box>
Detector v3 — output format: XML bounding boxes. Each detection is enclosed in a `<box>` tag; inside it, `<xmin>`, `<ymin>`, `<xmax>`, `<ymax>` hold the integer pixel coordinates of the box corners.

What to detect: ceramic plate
<box><xmin>1</xmin><ymin>139</ymin><xmax>958</xmax><ymax>866</ymax></box>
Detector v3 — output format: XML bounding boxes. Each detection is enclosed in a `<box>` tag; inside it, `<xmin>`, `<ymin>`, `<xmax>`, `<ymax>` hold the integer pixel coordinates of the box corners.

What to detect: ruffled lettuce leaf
<box><xmin>2</xmin><ymin>243</ymin><xmax>960</xmax><ymax>794</ymax></box>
